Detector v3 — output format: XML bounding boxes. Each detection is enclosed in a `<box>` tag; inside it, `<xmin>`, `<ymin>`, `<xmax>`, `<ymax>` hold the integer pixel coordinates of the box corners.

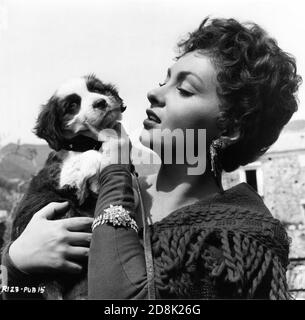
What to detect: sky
<box><xmin>0</xmin><ymin>0</ymin><xmax>304</xmax><ymax>146</ymax></box>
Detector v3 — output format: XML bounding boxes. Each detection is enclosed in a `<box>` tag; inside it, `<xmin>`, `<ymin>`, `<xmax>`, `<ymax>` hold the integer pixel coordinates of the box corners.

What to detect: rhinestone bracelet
<box><xmin>92</xmin><ymin>204</ymin><xmax>138</xmax><ymax>233</ymax></box>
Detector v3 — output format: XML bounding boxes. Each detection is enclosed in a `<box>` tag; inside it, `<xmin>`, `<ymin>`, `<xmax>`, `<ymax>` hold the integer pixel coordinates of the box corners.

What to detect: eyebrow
<box><xmin>167</xmin><ymin>68</ymin><xmax>205</xmax><ymax>90</ymax></box>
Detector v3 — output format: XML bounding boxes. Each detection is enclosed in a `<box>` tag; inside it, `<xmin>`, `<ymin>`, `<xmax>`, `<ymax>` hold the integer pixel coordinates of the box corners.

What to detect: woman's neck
<box><xmin>143</xmin><ymin>161</ymin><xmax>222</xmax><ymax>223</ymax></box>
<box><xmin>155</xmin><ymin>162</ymin><xmax>221</xmax><ymax>198</ymax></box>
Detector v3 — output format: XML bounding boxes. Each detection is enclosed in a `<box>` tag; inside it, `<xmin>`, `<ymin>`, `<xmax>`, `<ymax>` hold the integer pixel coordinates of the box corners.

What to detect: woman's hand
<box><xmin>9</xmin><ymin>202</ymin><xmax>93</xmax><ymax>275</ymax></box>
<box><xmin>86</xmin><ymin>121</ymin><xmax>132</xmax><ymax>166</ymax></box>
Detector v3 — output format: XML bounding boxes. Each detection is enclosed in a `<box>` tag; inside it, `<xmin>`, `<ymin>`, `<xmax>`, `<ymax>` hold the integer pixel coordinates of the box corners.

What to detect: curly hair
<box><xmin>177</xmin><ymin>18</ymin><xmax>302</xmax><ymax>172</ymax></box>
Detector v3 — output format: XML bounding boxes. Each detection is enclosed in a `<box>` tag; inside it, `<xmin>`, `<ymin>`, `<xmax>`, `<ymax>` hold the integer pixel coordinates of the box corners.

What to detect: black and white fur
<box><xmin>10</xmin><ymin>74</ymin><xmax>129</xmax><ymax>299</ymax></box>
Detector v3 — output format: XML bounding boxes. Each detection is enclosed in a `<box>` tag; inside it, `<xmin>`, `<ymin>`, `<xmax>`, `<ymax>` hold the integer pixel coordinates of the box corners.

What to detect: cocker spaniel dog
<box><xmin>9</xmin><ymin>74</ymin><xmax>133</xmax><ymax>299</ymax></box>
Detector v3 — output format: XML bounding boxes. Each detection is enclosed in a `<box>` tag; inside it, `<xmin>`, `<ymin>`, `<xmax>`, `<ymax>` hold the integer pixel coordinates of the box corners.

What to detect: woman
<box><xmin>2</xmin><ymin>18</ymin><xmax>301</xmax><ymax>299</ymax></box>
<box><xmin>87</xmin><ymin>18</ymin><xmax>301</xmax><ymax>299</ymax></box>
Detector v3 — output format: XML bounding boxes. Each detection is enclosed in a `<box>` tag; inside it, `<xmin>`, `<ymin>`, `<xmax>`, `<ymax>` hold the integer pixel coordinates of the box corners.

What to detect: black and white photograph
<box><xmin>0</xmin><ymin>0</ymin><xmax>304</xmax><ymax>302</ymax></box>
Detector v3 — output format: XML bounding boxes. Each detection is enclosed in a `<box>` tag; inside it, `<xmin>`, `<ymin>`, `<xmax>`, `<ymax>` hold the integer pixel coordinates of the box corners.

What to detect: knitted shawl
<box><xmin>148</xmin><ymin>183</ymin><xmax>290</xmax><ymax>299</ymax></box>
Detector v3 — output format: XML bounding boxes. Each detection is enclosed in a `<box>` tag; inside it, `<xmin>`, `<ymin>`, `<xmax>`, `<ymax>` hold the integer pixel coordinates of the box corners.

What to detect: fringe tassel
<box><xmin>151</xmin><ymin>226</ymin><xmax>290</xmax><ymax>299</ymax></box>
<box><xmin>211</xmin><ymin>230</ymin><xmax>291</xmax><ymax>299</ymax></box>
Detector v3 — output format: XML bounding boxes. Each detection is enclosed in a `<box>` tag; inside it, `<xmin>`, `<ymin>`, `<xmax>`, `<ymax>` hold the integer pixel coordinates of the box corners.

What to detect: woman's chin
<box><xmin>139</xmin><ymin>129</ymin><xmax>151</xmax><ymax>149</ymax></box>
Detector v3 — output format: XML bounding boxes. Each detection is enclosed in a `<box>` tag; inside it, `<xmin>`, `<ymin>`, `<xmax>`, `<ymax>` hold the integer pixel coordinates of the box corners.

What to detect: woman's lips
<box><xmin>143</xmin><ymin>108</ymin><xmax>162</xmax><ymax>129</ymax></box>
<box><xmin>143</xmin><ymin>118</ymin><xmax>160</xmax><ymax>129</ymax></box>
<box><xmin>146</xmin><ymin>109</ymin><xmax>161</xmax><ymax>123</ymax></box>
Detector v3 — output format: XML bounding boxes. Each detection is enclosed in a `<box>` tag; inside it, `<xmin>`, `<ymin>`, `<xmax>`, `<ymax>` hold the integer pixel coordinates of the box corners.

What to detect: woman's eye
<box><xmin>177</xmin><ymin>88</ymin><xmax>193</xmax><ymax>97</ymax></box>
<box><xmin>159</xmin><ymin>82</ymin><xmax>166</xmax><ymax>87</ymax></box>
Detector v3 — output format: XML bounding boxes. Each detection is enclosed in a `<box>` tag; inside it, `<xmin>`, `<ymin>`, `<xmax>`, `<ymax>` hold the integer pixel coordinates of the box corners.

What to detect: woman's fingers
<box><xmin>60</xmin><ymin>260</ymin><xmax>83</xmax><ymax>274</ymax></box>
<box><xmin>110</xmin><ymin>122</ymin><xmax>129</xmax><ymax>141</ymax></box>
<box><xmin>84</xmin><ymin>121</ymin><xmax>104</xmax><ymax>141</ymax></box>
<box><xmin>85</xmin><ymin>120</ymin><xmax>119</xmax><ymax>142</ymax></box>
<box><xmin>61</xmin><ymin>217</ymin><xmax>93</xmax><ymax>231</ymax></box>
<box><xmin>35</xmin><ymin>201</ymin><xmax>70</xmax><ymax>220</ymax></box>
<box><xmin>117</xmin><ymin>122</ymin><xmax>129</xmax><ymax>139</ymax></box>
<box><xmin>65</xmin><ymin>246</ymin><xmax>90</xmax><ymax>261</ymax></box>
<box><xmin>66</xmin><ymin>232</ymin><xmax>92</xmax><ymax>246</ymax></box>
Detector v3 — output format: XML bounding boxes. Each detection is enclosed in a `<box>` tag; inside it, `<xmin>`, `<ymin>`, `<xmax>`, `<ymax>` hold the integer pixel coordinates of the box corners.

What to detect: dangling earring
<box><xmin>210</xmin><ymin>135</ymin><xmax>238</xmax><ymax>188</ymax></box>
<box><xmin>209</xmin><ymin>138</ymin><xmax>224</xmax><ymax>181</ymax></box>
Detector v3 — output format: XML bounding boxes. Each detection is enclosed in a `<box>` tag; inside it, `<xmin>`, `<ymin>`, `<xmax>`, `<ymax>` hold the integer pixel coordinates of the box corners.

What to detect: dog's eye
<box><xmin>66</xmin><ymin>102</ymin><xmax>79</xmax><ymax>114</ymax></box>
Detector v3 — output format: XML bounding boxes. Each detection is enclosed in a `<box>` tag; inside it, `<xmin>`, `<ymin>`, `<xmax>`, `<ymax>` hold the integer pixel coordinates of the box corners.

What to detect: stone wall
<box><xmin>262</xmin><ymin>151</ymin><xmax>305</xmax><ymax>224</ymax></box>
<box><xmin>287</xmin><ymin>226</ymin><xmax>305</xmax><ymax>299</ymax></box>
<box><xmin>222</xmin><ymin>150</ymin><xmax>305</xmax><ymax>224</ymax></box>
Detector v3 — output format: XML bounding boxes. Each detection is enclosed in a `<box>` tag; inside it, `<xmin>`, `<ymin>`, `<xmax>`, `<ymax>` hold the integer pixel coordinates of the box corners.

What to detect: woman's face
<box><xmin>139</xmin><ymin>50</ymin><xmax>221</xmax><ymax>157</ymax></box>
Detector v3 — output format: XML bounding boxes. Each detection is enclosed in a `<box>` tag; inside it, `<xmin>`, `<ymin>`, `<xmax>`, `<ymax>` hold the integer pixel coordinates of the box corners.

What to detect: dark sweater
<box><xmin>88</xmin><ymin>164</ymin><xmax>291</xmax><ymax>299</ymax></box>
<box><xmin>1</xmin><ymin>164</ymin><xmax>291</xmax><ymax>299</ymax></box>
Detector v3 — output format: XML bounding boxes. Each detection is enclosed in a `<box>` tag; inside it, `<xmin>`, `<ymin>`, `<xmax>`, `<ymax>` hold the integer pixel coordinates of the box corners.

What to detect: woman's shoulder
<box><xmin>153</xmin><ymin>182</ymin><xmax>277</xmax><ymax>228</ymax></box>
<box><xmin>153</xmin><ymin>182</ymin><xmax>289</xmax><ymax>259</ymax></box>
<box><xmin>212</xmin><ymin>182</ymin><xmax>269</xmax><ymax>214</ymax></box>
<box><xmin>211</xmin><ymin>183</ymin><xmax>288</xmax><ymax>237</ymax></box>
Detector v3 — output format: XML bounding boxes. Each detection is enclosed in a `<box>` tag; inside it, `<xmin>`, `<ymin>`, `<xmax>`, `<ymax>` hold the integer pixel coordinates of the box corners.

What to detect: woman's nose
<box><xmin>147</xmin><ymin>86</ymin><xmax>165</xmax><ymax>107</ymax></box>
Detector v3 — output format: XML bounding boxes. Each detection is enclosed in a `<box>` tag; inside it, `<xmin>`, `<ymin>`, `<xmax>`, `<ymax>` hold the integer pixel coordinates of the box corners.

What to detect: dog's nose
<box><xmin>93</xmin><ymin>98</ymin><xmax>107</xmax><ymax>110</ymax></box>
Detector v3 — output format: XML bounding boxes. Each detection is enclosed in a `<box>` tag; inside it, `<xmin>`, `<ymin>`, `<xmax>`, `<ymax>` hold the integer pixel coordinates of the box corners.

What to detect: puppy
<box><xmin>10</xmin><ymin>74</ymin><xmax>134</xmax><ymax>299</ymax></box>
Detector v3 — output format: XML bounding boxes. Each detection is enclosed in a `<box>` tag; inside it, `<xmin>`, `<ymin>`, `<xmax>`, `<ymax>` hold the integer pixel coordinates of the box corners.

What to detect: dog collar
<box><xmin>63</xmin><ymin>135</ymin><xmax>102</xmax><ymax>152</ymax></box>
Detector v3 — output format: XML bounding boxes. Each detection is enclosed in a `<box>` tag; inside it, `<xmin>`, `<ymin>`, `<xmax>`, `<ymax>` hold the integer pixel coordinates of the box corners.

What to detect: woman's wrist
<box><xmin>8</xmin><ymin>241</ymin><xmax>32</xmax><ymax>275</ymax></box>
<box><xmin>95</xmin><ymin>163</ymin><xmax>136</xmax><ymax>220</ymax></box>
<box><xmin>92</xmin><ymin>204</ymin><xmax>138</xmax><ymax>233</ymax></box>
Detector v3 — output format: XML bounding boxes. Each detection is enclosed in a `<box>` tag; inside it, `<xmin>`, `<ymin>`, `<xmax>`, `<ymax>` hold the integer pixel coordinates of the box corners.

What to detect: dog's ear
<box><xmin>34</xmin><ymin>97</ymin><xmax>64</xmax><ymax>151</ymax></box>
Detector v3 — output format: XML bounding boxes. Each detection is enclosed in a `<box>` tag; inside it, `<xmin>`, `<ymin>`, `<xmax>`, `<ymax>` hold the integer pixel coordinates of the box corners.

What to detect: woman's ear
<box><xmin>224</xmin><ymin>130</ymin><xmax>240</xmax><ymax>142</ymax></box>
<box><xmin>33</xmin><ymin>97</ymin><xmax>64</xmax><ymax>151</ymax></box>
<box><xmin>220</xmin><ymin>119</ymin><xmax>241</xmax><ymax>142</ymax></box>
